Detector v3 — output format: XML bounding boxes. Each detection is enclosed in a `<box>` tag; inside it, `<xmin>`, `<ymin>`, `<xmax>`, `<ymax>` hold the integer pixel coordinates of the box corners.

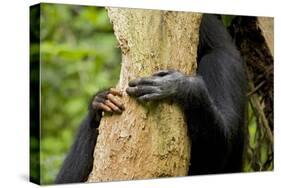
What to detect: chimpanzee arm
<box><xmin>186</xmin><ymin>49</ymin><xmax>246</xmax><ymax>175</ymax></box>
<box><xmin>188</xmin><ymin>14</ymin><xmax>247</xmax><ymax>174</ymax></box>
<box><xmin>55</xmin><ymin>89</ymin><xmax>124</xmax><ymax>184</ymax></box>
<box><xmin>55</xmin><ymin>101</ymin><xmax>101</xmax><ymax>184</ymax></box>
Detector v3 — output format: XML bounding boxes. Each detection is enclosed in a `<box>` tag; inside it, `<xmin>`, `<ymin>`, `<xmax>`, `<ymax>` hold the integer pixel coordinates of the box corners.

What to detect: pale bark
<box><xmin>258</xmin><ymin>17</ymin><xmax>274</xmax><ymax>56</ymax></box>
<box><xmin>87</xmin><ymin>8</ymin><xmax>202</xmax><ymax>182</ymax></box>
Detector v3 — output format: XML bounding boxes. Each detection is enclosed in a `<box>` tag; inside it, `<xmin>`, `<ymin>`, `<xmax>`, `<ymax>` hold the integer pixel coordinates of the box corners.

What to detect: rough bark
<box><xmin>87</xmin><ymin>8</ymin><xmax>202</xmax><ymax>182</ymax></box>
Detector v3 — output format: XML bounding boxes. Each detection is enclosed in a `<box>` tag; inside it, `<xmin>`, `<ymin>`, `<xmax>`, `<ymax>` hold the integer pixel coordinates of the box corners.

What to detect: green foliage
<box><xmin>39</xmin><ymin>4</ymin><xmax>121</xmax><ymax>184</ymax></box>
<box><xmin>221</xmin><ymin>15</ymin><xmax>236</xmax><ymax>27</ymax></box>
<box><xmin>243</xmin><ymin>102</ymin><xmax>273</xmax><ymax>172</ymax></box>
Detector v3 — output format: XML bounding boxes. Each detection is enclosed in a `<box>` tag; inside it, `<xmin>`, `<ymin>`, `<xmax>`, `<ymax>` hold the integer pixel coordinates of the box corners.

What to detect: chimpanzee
<box><xmin>55</xmin><ymin>14</ymin><xmax>247</xmax><ymax>184</ymax></box>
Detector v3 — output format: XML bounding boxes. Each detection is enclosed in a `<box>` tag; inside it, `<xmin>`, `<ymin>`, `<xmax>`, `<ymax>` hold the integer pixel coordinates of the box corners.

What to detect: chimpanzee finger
<box><xmin>152</xmin><ymin>70</ymin><xmax>174</xmax><ymax>77</ymax></box>
<box><xmin>128</xmin><ymin>77</ymin><xmax>159</xmax><ymax>87</ymax></box>
<box><xmin>92</xmin><ymin>101</ymin><xmax>112</xmax><ymax>112</ymax></box>
<box><xmin>104</xmin><ymin>100</ymin><xmax>122</xmax><ymax>113</ymax></box>
<box><xmin>107</xmin><ymin>93</ymin><xmax>125</xmax><ymax>110</ymax></box>
<box><xmin>137</xmin><ymin>93</ymin><xmax>162</xmax><ymax>102</ymax></box>
<box><xmin>126</xmin><ymin>86</ymin><xmax>160</xmax><ymax>97</ymax></box>
<box><xmin>109</xmin><ymin>88</ymin><xmax>123</xmax><ymax>97</ymax></box>
<box><xmin>94</xmin><ymin>95</ymin><xmax>106</xmax><ymax>103</ymax></box>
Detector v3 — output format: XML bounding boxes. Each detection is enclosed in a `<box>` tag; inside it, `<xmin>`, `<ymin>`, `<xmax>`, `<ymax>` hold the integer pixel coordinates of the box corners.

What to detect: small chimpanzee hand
<box><xmin>88</xmin><ymin>88</ymin><xmax>125</xmax><ymax>128</ymax></box>
<box><xmin>91</xmin><ymin>88</ymin><xmax>125</xmax><ymax>114</ymax></box>
<box><xmin>126</xmin><ymin>70</ymin><xmax>187</xmax><ymax>102</ymax></box>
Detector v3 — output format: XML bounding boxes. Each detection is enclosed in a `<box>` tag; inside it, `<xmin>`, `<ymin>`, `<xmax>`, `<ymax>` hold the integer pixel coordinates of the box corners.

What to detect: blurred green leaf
<box><xmin>37</xmin><ymin>3</ymin><xmax>121</xmax><ymax>184</ymax></box>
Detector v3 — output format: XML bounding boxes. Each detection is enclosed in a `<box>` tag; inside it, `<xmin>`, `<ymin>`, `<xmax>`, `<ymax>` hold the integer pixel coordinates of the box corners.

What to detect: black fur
<box><xmin>55</xmin><ymin>14</ymin><xmax>247</xmax><ymax>183</ymax></box>
<box><xmin>187</xmin><ymin>14</ymin><xmax>247</xmax><ymax>174</ymax></box>
<box><xmin>55</xmin><ymin>92</ymin><xmax>103</xmax><ymax>183</ymax></box>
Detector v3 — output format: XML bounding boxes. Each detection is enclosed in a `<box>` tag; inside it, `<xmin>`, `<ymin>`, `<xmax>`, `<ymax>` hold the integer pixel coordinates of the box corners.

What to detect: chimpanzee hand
<box><xmin>126</xmin><ymin>70</ymin><xmax>187</xmax><ymax>102</ymax></box>
<box><xmin>91</xmin><ymin>88</ymin><xmax>125</xmax><ymax>114</ymax></box>
<box><xmin>89</xmin><ymin>88</ymin><xmax>125</xmax><ymax>128</ymax></box>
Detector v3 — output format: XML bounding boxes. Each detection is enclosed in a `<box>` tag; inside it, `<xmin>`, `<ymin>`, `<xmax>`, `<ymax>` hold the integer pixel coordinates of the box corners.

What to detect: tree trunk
<box><xmin>87</xmin><ymin>8</ymin><xmax>202</xmax><ymax>182</ymax></box>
